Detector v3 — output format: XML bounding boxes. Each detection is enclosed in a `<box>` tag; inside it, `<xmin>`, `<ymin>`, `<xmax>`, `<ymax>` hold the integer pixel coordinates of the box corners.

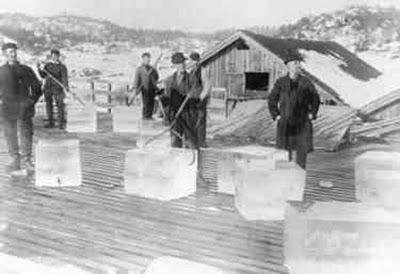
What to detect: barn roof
<box><xmin>199</xmin><ymin>31</ymin><xmax>397</xmax><ymax>108</ymax></box>
<box><xmin>241</xmin><ymin>30</ymin><xmax>381</xmax><ymax>81</ymax></box>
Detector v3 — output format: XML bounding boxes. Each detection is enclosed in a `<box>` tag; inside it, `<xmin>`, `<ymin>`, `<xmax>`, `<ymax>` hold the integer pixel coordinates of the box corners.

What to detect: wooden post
<box><xmin>107</xmin><ymin>83</ymin><xmax>112</xmax><ymax>113</ymax></box>
<box><xmin>90</xmin><ymin>81</ymin><xmax>95</xmax><ymax>102</ymax></box>
<box><xmin>126</xmin><ymin>85</ymin><xmax>130</xmax><ymax>106</ymax></box>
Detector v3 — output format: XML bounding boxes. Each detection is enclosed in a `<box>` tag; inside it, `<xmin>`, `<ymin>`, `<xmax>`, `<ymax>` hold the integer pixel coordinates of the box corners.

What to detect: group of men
<box><xmin>133</xmin><ymin>51</ymin><xmax>210</xmax><ymax>149</ymax></box>
<box><xmin>0</xmin><ymin>41</ymin><xmax>320</xmax><ymax>176</ymax></box>
<box><xmin>0</xmin><ymin>43</ymin><xmax>68</xmax><ymax>175</ymax></box>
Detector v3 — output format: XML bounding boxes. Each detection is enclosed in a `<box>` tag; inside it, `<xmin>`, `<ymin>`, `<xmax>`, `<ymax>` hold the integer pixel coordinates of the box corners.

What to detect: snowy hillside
<box><xmin>276</xmin><ymin>5</ymin><xmax>400</xmax><ymax>53</ymax></box>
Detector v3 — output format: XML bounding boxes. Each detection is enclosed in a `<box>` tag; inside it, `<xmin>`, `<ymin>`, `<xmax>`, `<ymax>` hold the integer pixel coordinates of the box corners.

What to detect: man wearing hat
<box><xmin>188</xmin><ymin>51</ymin><xmax>211</xmax><ymax>148</ymax></box>
<box><xmin>164</xmin><ymin>52</ymin><xmax>199</xmax><ymax>148</ymax></box>
<box><xmin>0</xmin><ymin>42</ymin><xmax>43</xmax><ymax>174</ymax></box>
<box><xmin>267</xmin><ymin>51</ymin><xmax>321</xmax><ymax>169</ymax></box>
<box><xmin>133</xmin><ymin>52</ymin><xmax>159</xmax><ymax>119</ymax></box>
<box><xmin>38</xmin><ymin>49</ymin><xmax>69</xmax><ymax>129</ymax></box>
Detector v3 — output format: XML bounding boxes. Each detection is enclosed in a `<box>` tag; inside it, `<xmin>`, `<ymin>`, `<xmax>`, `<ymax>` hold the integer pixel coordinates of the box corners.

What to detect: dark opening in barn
<box><xmin>245</xmin><ymin>72</ymin><xmax>270</xmax><ymax>93</ymax></box>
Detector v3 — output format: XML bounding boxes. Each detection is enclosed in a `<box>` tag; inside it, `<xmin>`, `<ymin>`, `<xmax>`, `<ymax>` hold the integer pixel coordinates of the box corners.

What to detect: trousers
<box><xmin>45</xmin><ymin>91</ymin><xmax>65</xmax><ymax>125</ymax></box>
<box><xmin>3</xmin><ymin>117</ymin><xmax>33</xmax><ymax>161</ymax></box>
<box><xmin>170</xmin><ymin>107</ymin><xmax>198</xmax><ymax>149</ymax></box>
<box><xmin>141</xmin><ymin>89</ymin><xmax>156</xmax><ymax>119</ymax></box>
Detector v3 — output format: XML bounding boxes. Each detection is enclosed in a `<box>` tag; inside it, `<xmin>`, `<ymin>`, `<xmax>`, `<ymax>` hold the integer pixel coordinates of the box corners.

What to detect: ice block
<box><xmin>284</xmin><ymin>202</ymin><xmax>400</xmax><ymax>274</ymax></box>
<box><xmin>235</xmin><ymin>159</ymin><xmax>306</xmax><ymax>221</ymax></box>
<box><xmin>355</xmin><ymin>151</ymin><xmax>400</xmax><ymax>209</ymax></box>
<box><xmin>112</xmin><ymin>105</ymin><xmax>141</xmax><ymax>133</ymax></box>
<box><xmin>144</xmin><ymin>257</ymin><xmax>224</xmax><ymax>274</ymax></box>
<box><xmin>124</xmin><ymin>147</ymin><xmax>197</xmax><ymax>201</ymax></box>
<box><xmin>35</xmin><ymin>139</ymin><xmax>82</xmax><ymax>187</ymax></box>
<box><xmin>66</xmin><ymin>104</ymin><xmax>97</xmax><ymax>132</ymax></box>
<box><xmin>206</xmin><ymin>146</ymin><xmax>289</xmax><ymax>194</ymax></box>
<box><xmin>112</xmin><ymin>106</ymin><xmax>165</xmax><ymax>135</ymax></box>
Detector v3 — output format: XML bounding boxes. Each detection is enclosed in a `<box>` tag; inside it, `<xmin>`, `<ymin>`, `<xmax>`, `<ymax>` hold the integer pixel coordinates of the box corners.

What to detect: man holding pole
<box><xmin>164</xmin><ymin>52</ymin><xmax>207</xmax><ymax>148</ymax></box>
<box><xmin>188</xmin><ymin>51</ymin><xmax>211</xmax><ymax>148</ymax></box>
<box><xmin>133</xmin><ymin>52</ymin><xmax>159</xmax><ymax>120</ymax></box>
<box><xmin>0</xmin><ymin>43</ymin><xmax>42</xmax><ymax>175</ymax></box>
<box><xmin>38</xmin><ymin>49</ymin><xmax>69</xmax><ymax>129</ymax></box>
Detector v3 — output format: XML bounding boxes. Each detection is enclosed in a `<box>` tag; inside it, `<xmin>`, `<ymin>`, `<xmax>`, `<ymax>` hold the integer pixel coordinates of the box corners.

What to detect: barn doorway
<box><xmin>245</xmin><ymin>72</ymin><xmax>270</xmax><ymax>98</ymax></box>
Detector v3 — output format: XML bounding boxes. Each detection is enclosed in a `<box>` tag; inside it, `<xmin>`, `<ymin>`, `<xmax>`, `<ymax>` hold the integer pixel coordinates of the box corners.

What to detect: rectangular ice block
<box><xmin>355</xmin><ymin>151</ymin><xmax>400</xmax><ymax>209</ymax></box>
<box><xmin>211</xmin><ymin>146</ymin><xmax>289</xmax><ymax>194</ymax></box>
<box><xmin>144</xmin><ymin>257</ymin><xmax>224</xmax><ymax>274</ymax></box>
<box><xmin>112</xmin><ymin>105</ymin><xmax>141</xmax><ymax>133</ymax></box>
<box><xmin>112</xmin><ymin>106</ymin><xmax>165</xmax><ymax>135</ymax></box>
<box><xmin>284</xmin><ymin>202</ymin><xmax>400</xmax><ymax>274</ymax></box>
<box><xmin>235</xmin><ymin>160</ymin><xmax>306</xmax><ymax>221</ymax></box>
<box><xmin>66</xmin><ymin>104</ymin><xmax>97</xmax><ymax>132</ymax></box>
<box><xmin>35</xmin><ymin>139</ymin><xmax>82</xmax><ymax>187</ymax></box>
<box><xmin>124</xmin><ymin>147</ymin><xmax>197</xmax><ymax>201</ymax></box>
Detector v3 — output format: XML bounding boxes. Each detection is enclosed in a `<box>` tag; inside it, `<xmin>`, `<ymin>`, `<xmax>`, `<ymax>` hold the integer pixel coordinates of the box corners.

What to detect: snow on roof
<box><xmin>300</xmin><ymin>49</ymin><xmax>400</xmax><ymax>108</ymax></box>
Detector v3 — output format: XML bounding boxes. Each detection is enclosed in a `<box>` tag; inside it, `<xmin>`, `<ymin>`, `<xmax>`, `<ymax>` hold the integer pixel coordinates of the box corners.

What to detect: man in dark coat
<box><xmin>164</xmin><ymin>52</ymin><xmax>199</xmax><ymax>148</ymax></box>
<box><xmin>38</xmin><ymin>49</ymin><xmax>68</xmax><ymax>129</ymax></box>
<box><xmin>268</xmin><ymin>55</ymin><xmax>320</xmax><ymax>169</ymax></box>
<box><xmin>188</xmin><ymin>51</ymin><xmax>211</xmax><ymax>148</ymax></box>
<box><xmin>133</xmin><ymin>52</ymin><xmax>159</xmax><ymax>119</ymax></box>
<box><xmin>0</xmin><ymin>43</ymin><xmax>43</xmax><ymax>174</ymax></box>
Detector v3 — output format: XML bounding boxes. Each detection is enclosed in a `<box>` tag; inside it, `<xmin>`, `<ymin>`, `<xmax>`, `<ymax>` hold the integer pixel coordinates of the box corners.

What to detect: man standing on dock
<box><xmin>188</xmin><ymin>51</ymin><xmax>211</xmax><ymax>148</ymax></box>
<box><xmin>268</xmin><ymin>53</ymin><xmax>320</xmax><ymax>169</ymax></box>
<box><xmin>38</xmin><ymin>49</ymin><xmax>68</xmax><ymax>129</ymax></box>
<box><xmin>0</xmin><ymin>43</ymin><xmax>43</xmax><ymax>175</ymax></box>
<box><xmin>133</xmin><ymin>52</ymin><xmax>159</xmax><ymax>120</ymax></box>
<box><xmin>164</xmin><ymin>52</ymin><xmax>198</xmax><ymax>148</ymax></box>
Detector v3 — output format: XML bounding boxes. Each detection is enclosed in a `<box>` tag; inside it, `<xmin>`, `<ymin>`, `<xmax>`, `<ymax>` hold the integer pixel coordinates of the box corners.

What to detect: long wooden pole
<box><xmin>40</xmin><ymin>67</ymin><xmax>86</xmax><ymax>106</ymax></box>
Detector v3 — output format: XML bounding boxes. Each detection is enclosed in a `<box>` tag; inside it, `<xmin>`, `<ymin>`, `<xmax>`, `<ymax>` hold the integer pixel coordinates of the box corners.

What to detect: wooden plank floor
<box><xmin>1</xmin><ymin>113</ymin><xmax>399</xmax><ymax>274</ymax></box>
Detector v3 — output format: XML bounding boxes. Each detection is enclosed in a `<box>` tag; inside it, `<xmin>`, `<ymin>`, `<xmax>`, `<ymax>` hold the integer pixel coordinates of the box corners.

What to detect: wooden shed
<box><xmin>199</xmin><ymin>30</ymin><xmax>381</xmax><ymax>106</ymax></box>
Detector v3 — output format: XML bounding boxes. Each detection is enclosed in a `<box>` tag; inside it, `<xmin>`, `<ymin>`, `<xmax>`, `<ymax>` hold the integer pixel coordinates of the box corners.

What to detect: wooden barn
<box><xmin>199</xmin><ymin>30</ymin><xmax>381</xmax><ymax>106</ymax></box>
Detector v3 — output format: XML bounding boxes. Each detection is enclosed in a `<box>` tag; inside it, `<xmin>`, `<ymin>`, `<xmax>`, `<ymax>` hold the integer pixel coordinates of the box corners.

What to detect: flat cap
<box><xmin>142</xmin><ymin>52</ymin><xmax>151</xmax><ymax>58</ymax></box>
<box><xmin>171</xmin><ymin>52</ymin><xmax>187</xmax><ymax>64</ymax></box>
<box><xmin>2</xmin><ymin>42</ymin><xmax>17</xmax><ymax>51</ymax></box>
<box><xmin>50</xmin><ymin>49</ymin><xmax>60</xmax><ymax>55</ymax></box>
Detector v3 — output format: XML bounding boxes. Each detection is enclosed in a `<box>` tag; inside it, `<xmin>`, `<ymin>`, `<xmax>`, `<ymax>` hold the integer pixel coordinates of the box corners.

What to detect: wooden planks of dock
<box><xmin>0</xmin><ymin>112</ymin><xmax>397</xmax><ymax>274</ymax></box>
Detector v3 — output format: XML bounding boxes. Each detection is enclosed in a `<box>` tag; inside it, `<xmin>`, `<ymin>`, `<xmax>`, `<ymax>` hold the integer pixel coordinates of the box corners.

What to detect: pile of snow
<box><xmin>300</xmin><ymin>49</ymin><xmax>400</xmax><ymax>108</ymax></box>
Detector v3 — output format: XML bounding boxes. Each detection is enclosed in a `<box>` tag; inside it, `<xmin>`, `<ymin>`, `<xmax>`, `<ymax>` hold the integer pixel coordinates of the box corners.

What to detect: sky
<box><xmin>0</xmin><ymin>0</ymin><xmax>399</xmax><ymax>32</ymax></box>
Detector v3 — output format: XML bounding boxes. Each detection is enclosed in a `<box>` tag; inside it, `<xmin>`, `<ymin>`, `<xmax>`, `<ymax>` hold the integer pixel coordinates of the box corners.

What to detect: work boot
<box><xmin>21</xmin><ymin>157</ymin><xmax>35</xmax><ymax>175</ymax></box>
<box><xmin>44</xmin><ymin>121</ymin><xmax>55</xmax><ymax>128</ymax></box>
<box><xmin>5</xmin><ymin>156</ymin><xmax>20</xmax><ymax>173</ymax></box>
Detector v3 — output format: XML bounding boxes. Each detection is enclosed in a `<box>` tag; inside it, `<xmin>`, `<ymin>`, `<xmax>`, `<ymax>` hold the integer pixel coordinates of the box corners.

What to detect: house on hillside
<box><xmin>199</xmin><ymin>30</ymin><xmax>382</xmax><ymax>108</ymax></box>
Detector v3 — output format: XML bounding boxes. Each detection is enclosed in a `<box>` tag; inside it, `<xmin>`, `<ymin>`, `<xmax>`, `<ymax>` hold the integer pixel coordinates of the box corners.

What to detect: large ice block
<box><xmin>235</xmin><ymin>159</ymin><xmax>306</xmax><ymax>221</ymax></box>
<box><xmin>144</xmin><ymin>257</ymin><xmax>224</xmax><ymax>274</ymax></box>
<box><xmin>284</xmin><ymin>202</ymin><xmax>400</xmax><ymax>274</ymax></box>
<box><xmin>112</xmin><ymin>106</ymin><xmax>165</xmax><ymax>135</ymax></box>
<box><xmin>35</xmin><ymin>139</ymin><xmax>82</xmax><ymax>187</ymax></box>
<box><xmin>124</xmin><ymin>147</ymin><xmax>197</xmax><ymax>200</ymax></box>
<box><xmin>203</xmin><ymin>146</ymin><xmax>289</xmax><ymax>194</ymax></box>
<box><xmin>355</xmin><ymin>151</ymin><xmax>400</xmax><ymax>209</ymax></box>
<box><xmin>112</xmin><ymin>105</ymin><xmax>141</xmax><ymax>133</ymax></box>
<box><xmin>66</xmin><ymin>104</ymin><xmax>97</xmax><ymax>132</ymax></box>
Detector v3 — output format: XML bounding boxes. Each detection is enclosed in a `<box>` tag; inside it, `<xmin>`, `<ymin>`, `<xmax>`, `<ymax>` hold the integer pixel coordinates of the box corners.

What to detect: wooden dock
<box><xmin>0</xmin><ymin>112</ymin><xmax>399</xmax><ymax>274</ymax></box>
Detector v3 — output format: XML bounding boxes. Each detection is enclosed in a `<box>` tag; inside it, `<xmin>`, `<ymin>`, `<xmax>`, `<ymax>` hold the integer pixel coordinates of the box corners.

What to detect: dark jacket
<box><xmin>0</xmin><ymin>62</ymin><xmax>42</xmax><ymax>119</ymax></box>
<box><xmin>38</xmin><ymin>61</ymin><xmax>68</xmax><ymax>94</ymax></box>
<box><xmin>133</xmin><ymin>65</ymin><xmax>159</xmax><ymax>94</ymax></box>
<box><xmin>268</xmin><ymin>74</ymin><xmax>320</xmax><ymax>152</ymax></box>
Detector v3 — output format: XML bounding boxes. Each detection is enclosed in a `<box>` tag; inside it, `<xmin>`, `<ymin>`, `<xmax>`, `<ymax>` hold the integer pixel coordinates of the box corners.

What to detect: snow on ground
<box><xmin>300</xmin><ymin>49</ymin><xmax>400</xmax><ymax>108</ymax></box>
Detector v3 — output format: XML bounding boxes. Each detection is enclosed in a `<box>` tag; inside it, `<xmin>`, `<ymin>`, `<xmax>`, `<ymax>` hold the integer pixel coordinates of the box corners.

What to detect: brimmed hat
<box><xmin>189</xmin><ymin>52</ymin><xmax>201</xmax><ymax>62</ymax></box>
<box><xmin>284</xmin><ymin>49</ymin><xmax>302</xmax><ymax>65</ymax></box>
<box><xmin>171</xmin><ymin>52</ymin><xmax>187</xmax><ymax>64</ymax></box>
<box><xmin>50</xmin><ymin>49</ymin><xmax>60</xmax><ymax>55</ymax></box>
<box><xmin>2</xmin><ymin>42</ymin><xmax>17</xmax><ymax>51</ymax></box>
